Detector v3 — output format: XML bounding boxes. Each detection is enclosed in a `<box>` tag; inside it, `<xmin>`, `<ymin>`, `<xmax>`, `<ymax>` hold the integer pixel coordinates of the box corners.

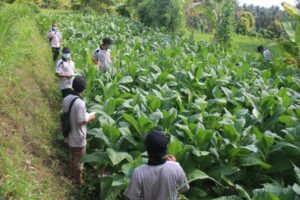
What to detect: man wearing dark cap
<box><xmin>257</xmin><ymin>45</ymin><xmax>272</xmax><ymax>60</ymax></box>
<box><xmin>62</xmin><ymin>77</ymin><xmax>96</xmax><ymax>185</ymax></box>
<box><xmin>92</xmin><ymin>37</ymin><xmax>113</xmax><ymax>72</ymax></box>
<box><xmin>124</xmin><ymin>130</ymin><xmax>190</xmax><ymax>200</ymax></box>
<box><xmin>55</xmin><ymin>47</ymin><xmax>76</xmax><ymax>98</ymax></box>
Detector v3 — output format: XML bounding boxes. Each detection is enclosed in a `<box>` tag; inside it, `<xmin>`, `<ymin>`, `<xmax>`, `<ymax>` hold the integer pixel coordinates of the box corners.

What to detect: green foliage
<box><xmin>236</xmin><ymin>11</ymin><xmax>255</xmax><ymax>35</ymax></box>
<box><xmin>188</xmin><ymin>0</ymin><xmax>234</xmax><ymax>51</ymax></box>
<box><xmin>39</xmin><ymin>11</ymin><xmax>300</xmax><ymax>200</ymax></box>
<box><xmin>281</xmin><ymin>2</ymin><xmax>300</xmax><ymax>67</ymax></box>
<box><xmin>0</xmin><ymin>4</ymin><xmax>75</xmax><ymax>200</ymax></box>
<box><xmin>137</xmin><ymin>0</ymin><xmax>185</xmax><ymax>31</ymax></box>
<box><xmin>267</xmin><ymin>20</ymin><xmax>284</xmax><ymax>39</ymax></box>
<box><xmin>213</xmin><ymin>0</ymin><xmax>234</xmax><ymax>51</ymax></box>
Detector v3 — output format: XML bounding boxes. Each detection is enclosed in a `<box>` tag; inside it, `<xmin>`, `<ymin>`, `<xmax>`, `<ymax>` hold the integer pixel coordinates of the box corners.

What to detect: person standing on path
<box><xmin>92</xmin><ymin>37</ymin><xmax>113</xmax><ymax>72</ymax></box>
<box><xmin>257</xmin><ymin>45</ymin><xmax>272</xmax><ymax>60</ymax></box>
<box><xmin>47</xmin><ymin>22</ymin><xmax>62</xmax><ymax>61</ymax></box>
<box><xmin>62</xmin><ymin>77</ymin><xmax>96</xmax><ymax>185</ymax></box>
<box><xmin>124</xmin><ymin>130</ymin><xmax>190</xmax><ymax>200</ymax></box>
<box><xmin>55</xmin><ymin>47</ymin><xmax>76</xmax><ymax>98</ymax></box>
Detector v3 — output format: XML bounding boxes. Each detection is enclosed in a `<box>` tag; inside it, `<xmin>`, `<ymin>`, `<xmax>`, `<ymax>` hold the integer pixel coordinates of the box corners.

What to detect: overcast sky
<box><xmin>238</xmin><ymin>0</ymin><xmax>297</xmax><ymax>8</ymax></box>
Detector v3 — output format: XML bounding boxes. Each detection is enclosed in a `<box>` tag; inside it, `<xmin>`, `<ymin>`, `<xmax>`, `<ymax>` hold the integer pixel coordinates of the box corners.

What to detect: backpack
<box><xmin>61</xmin><ymin>97</ymin><xmax>79</xmax><ymax>137</ymax></box>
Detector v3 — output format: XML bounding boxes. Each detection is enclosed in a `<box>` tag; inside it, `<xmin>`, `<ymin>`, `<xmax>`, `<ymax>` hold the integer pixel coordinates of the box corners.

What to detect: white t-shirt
<box><xmin>55</xmin><ymin>59</ymin><xmax>76</xmax><ymax>89</ymax></box>
<box><xmin>48</xmin><ymin>29</ymin><xmax>62</xmax><ymax>48</ymax></box>
<box><xmin>92</xmin><ymin>47</ymin><xmax>111</xmax><ymax>72</ymax></box>
<box><xmin>124</xmin><ymin>161</ymin><xmax>190</xmax><ymax>200</ymax></box>
<box><xmin>63</xmin><ymin>94</ymin><xmax>89</xmax><ymax>147</ymax></box>
<box><xmin>263</xmin><ymin>49</ymin><xmax>272</xmax><ymax>60</ymax></box>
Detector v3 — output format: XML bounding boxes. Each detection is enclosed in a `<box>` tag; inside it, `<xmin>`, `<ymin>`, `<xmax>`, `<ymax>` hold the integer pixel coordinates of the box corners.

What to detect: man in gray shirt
<box><xmin>62</xmin><ymin>77</ymin><xmax>96</xmax><ymax>185</ymax></box>
<box><xmin>124</xmin><ymin>130</ymin><xmax>190</xmax><ymax>200</ymax></box>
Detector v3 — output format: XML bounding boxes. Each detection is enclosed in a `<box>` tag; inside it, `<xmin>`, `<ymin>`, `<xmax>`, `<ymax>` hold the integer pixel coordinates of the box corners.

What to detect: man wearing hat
<box><xmin>62</xmin><ymin>77</ymin><xmax>96</xmax><ymax>185</ymax></box>
<box><xmin>47</xmin><ymin>22</ymin><xmax>62</xmax><ymax>61</ymax></box>
<box><xmin>92</xmin><ymin>37</ymin><xmax>113</xmax><ymax>72</ymax></box>
<box><xmin>55</xmin><ymin>47</ymin><xmax>76</xmax><ymax>98</ymax></box>
<box><xmin>124</xmin><ymin>130</ymin><xmax>190</xmax><ymax>200</ymax></box>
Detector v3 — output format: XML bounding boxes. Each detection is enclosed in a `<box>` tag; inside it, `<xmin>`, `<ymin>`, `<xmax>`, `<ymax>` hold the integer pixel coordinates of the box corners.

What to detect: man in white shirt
<box><xmin>124</xmin><ymin>130</ymin><xmax>190</xmax><ymax>200</ymax></box>
<box><xmin>62</xmin><ymin>77</ymin><xmax>96</xmax><ymax>185</ymax></box>
<box><xmin>55</xmin><ymin>47</ymin><xmax>76</xmax><ymax>98</ymax></box>
<box><xmin>47</xmin><ymin>22</ymin><xmax>62</xmax><ymax>61</ymax></box>
<box><xmin>92</xmin><ymin>37</ymin><xmax>113</xmax><ymax>72</ymax></box>
<box><xmin>257</xmin><ymin>45</ymin><xmax>272</xmax><ymax>60</ymax></box>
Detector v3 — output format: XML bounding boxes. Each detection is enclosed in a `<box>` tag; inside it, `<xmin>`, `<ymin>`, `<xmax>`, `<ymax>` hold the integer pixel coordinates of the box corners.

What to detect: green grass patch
<box><xmin>0</xmin><ymin>4</ymin><xmax>78</xmax><ymax>200</ymax></box>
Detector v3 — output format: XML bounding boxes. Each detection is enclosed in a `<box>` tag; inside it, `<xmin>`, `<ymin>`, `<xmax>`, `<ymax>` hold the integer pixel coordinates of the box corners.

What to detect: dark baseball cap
<box><xmin>62</xmin><ymin>47</ymin><xmax>71</xmax><ymax>53</ymax></box>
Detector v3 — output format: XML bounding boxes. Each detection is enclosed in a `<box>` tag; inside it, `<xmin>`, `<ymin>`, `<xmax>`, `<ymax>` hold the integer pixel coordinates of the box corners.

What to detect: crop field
<box><xmin>39</xmin><ymin>13</ymin><xmax>300</xmax><ymax>200</ymax></box>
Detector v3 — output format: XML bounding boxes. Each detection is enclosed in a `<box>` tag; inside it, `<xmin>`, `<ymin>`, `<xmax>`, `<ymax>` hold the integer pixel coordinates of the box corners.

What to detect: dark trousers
<box><xmin>52</xmin><ymin>47</ymin><xmax>60</xmax><ymax>61</ymax></box>
<box><xmin>61</xmin><ymin>88</ymin><xmax>73</xmax><ymax>98</ymax></box>
<box><xmin>69</xmin><ymin>146</ymin><xmax>86</xmax><ymax>184</ymax></box>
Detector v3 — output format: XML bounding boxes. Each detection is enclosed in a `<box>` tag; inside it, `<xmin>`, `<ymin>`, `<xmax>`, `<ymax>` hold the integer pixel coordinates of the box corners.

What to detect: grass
<box><xmin>0</xmin><ymin>4</ymin><xmax>78</xmax><ymax>200</ymax></box>
<box><xmin>189</xmin><ymin>32</ymin><xmax>285</xmax><ymax>59</ymax></box>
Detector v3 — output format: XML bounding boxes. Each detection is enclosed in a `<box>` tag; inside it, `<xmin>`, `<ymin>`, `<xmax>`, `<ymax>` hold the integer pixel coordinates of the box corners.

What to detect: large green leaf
<box><xmin>123</xmin><ymin>113</ymin><xmax>140</xmax><ymax>134</ymax></box>
<box><xmin>107</xmin><ymin>148</ymin><xmax>133</xmax><ymax>166</ymax></box>
<box><xmin>81</xmin><ymin>152</ymin><xmax>109</xmax><ymax>164</ymax></box>
<box><xmin>282</xmin><ymin>22</ymin><xmax>295</xmax><ymax>42</ymax></box>
<box><xmin>211</xmin><ymin>196</ymin><xmax>242</xmax><ymax>200</ymax></box>
<box><xmin>102</xmin><ymin>124</ymin><xmax>121</xmax><ymax>144</ymax></box>
<box><xmin>295</xmin><ymin>24</ymin><xmax>300</xmax><ymax>49</ymax></box>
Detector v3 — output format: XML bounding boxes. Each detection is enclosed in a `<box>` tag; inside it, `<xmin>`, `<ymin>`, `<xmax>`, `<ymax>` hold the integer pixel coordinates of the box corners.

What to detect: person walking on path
<box><xmin>55</xmin><ymin>47</ymin><xmax>76</xmax><ymax>98</ymax></box>
<box><xmin>62</xmin><ymin>77</ymin><xmax>96</xmax><ymax>185</ymax></box>
<box><xmin>124</xmin><ymin>130</ymin><xmax>190</xmax><ymax>200</ymax></box>
<box><xmin>47</xmin><ymin>22</ymin><xmax>62</xmax><ymax>61</ymax></box>
<box><xmin>92</xmin><ymin>37</ymin><xmax>113</xmax><ymax>72</ymax></box>
<box><xmin>257</xmin><ymin>45</ymin><xmax>272</xmax><ymax>60</ymax></box>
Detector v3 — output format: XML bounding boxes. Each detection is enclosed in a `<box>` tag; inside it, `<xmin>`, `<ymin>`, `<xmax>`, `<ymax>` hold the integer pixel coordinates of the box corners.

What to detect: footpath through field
<box><xmin>0</xmin><ymin>4</ymin><xmax>78</xmax><ymax>200</ymax></box>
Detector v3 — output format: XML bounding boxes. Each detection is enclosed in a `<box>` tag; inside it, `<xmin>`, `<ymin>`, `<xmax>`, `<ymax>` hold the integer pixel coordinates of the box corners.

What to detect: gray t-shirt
<box><xmin>93</xmin><ymin>47</ymin><xmax>111</xmax><ymax>72</ymax></box>
<box><xmin>48</xmin><ymin>29</ymin><xmax>62</xmax><ymax>48</ymax></box>
<box><xmin>124</xmin><ymin>161</ymin><xmax>190</xmax><ymax>200</ymax></box>
<box><xmin>263</xmin><ymin>49</ymin><xmax>272</xmax><ymax>60</ymax></box>
<box><xmin>63</xmin><ymin>94</ymin><xmax>88</xmax><ymax>147</ymax></box>
<box><xmin>56</xmin><ymin>59</ymin><xmax>75</xmax><ymax>89</ymax></box>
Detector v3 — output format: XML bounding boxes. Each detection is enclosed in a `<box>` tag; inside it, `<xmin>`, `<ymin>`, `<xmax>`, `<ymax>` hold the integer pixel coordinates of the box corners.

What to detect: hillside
<box><xmin>0</xmin><ymin>4</ymin><xmax>77</xmax><ymax>199</ymax></box>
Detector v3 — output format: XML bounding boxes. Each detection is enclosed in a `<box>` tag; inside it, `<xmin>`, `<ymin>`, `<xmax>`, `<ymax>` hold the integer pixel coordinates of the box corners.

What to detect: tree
<box><xmin>236</xmin><ymin>11</ymin><xmax>255</xmax><ymax>35</ymax></box>
<box><xmin>137</xmin><ymin>0</ymin><xmax>185</xmax><ymax>31</ymax></box>
<box><xmin>214</xmin><ymin>0</ymin><xmax>234</xmax><ymax>50</ymax></box>
<box><xmin>267</xmin><ymin>20</ymin><xmax>283</xmax><ymax>38</ymax></box>
<box><xmin>187</xmin><ymin>0</ymin><xmax>235</xmax><ymax>50</ymax></box>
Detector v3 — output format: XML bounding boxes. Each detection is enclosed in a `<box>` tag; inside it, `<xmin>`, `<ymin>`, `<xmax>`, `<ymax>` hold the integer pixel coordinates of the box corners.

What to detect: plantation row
<box><xmin>39</xmin><ymin>13</ymin><xmax>300</xmax><ymax>199</ymax></box>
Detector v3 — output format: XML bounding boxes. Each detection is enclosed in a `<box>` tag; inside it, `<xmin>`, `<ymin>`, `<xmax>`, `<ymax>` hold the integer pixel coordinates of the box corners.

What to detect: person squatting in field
<box><xmin>55</xmin><ymin>47</ymin><xmax>76</xmax><ymax>98</ymax></box>
<box><xmin>62</xmin><ymin>77</ymin><xmax>96</xmax><ymax>185</ymax></box>
<box><xmin>124</xmin><ymin>130</ymin><xmax>190</xmax><ymax>200</ymax></box>
<box><xmin>257</xmin><ymin>45</ymin><xmax>272</xmax><ymax>60</ymax></box>
<box><xmin>92</xmin><ymin>37</ymin><xmax>114</xmax><ymax>73</ymax></box>
<box><xmin>47</xmin><ymin>22</ymin><xmax>62</xmax><ymax>61</ymax></box>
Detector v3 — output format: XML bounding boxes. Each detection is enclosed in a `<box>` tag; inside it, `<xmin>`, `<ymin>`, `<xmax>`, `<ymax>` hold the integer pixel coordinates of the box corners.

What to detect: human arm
<box><xmin>78</xmin><ymin>113</ymin><xmax>96</xmax><ymax>126</ymax></box>
<box><xmin>55</xmin><ymin>62</ymin><xmax>74</xmax><ymax>78</ymax></box>
<box><xmin>165</xmin><ymin>155</ymin><xmax>176</xmax><ymax>162</ymax></box>
<box><xmin>55</xmin><ymin>72</ymin><xmax>74</xmax><ymax>78</ymax></box>
<box><xmin>177</xmin><ymin>166</ymin><xmax>190</xmax><ymax>193</ymax></box>
<box><xmin>123</xmin><ymin>170</ymin><xmax>143</xmax><ymax>200</ymax></box>
<box><xmin>47</xmin><ymin>30</ymin><xmax>54</xmax><ymax>39</ymax></box>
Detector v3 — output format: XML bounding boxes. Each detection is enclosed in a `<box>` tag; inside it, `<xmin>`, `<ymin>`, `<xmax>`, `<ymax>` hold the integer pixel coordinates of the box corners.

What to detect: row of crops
<box><xmin>38</xmin><ymin>13</ymin><xmax>300</xmax><ymax>199</ymax></box>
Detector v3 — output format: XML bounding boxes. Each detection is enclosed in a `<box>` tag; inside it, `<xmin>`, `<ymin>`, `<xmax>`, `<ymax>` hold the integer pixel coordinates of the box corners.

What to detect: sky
<box><xmin>238</xmin><ymin>0</ymin><xmax>297</xmax><ymax>8</ymax></box>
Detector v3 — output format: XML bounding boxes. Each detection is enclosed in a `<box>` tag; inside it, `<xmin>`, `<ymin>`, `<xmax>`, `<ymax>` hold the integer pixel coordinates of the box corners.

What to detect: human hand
<box><xmin>165</xmin><ymin>155</ymin><xmax>176</xmax><ymax>162</ymax></box>
<box><xmin>88</xmin><ymin>113</ymin><xmax>96</xmax><ymax>121</ymax></box>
